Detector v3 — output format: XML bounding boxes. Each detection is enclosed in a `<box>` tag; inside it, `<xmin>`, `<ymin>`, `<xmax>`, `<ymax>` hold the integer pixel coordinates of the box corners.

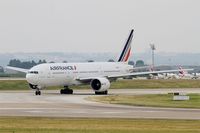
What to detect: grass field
<box><xmin>0</xmin><ymin>117</ymin><xmax>200</xmax><ymax>133</ymax></box>
<box><xmin>89</xmin><ymin>94</ymin><xmax>200</xmax><ymax>109</ymax></box>
<box><xmin>1</xmin><ymin>79</ymin><xmax>200</xmax><ymax>90</ymax></box>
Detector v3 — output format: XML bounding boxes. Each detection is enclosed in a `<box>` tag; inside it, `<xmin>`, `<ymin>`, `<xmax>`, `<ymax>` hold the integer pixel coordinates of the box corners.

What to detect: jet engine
<box><xmin>90</xmin><ymin>78</ymin><xmax>110</xmax><ymax>92</ymax></box>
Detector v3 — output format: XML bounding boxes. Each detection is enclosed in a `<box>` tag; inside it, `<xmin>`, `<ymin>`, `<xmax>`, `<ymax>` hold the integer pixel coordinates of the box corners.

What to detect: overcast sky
<box><xmin>0</xmin><ymin>0</ymin><xmax>200</xmax><ymax>53</ymax></box>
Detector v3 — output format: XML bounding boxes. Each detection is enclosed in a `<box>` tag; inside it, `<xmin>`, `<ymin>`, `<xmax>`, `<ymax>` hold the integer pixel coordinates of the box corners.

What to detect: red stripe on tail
<box><xmin>123</xmin><ymin>48</ymin><xmax>131</xmax><ymax>62</ymax></box>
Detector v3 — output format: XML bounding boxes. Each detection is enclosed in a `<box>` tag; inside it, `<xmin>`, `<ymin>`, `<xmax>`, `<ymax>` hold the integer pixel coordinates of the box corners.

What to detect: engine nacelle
<box><xmin>90</xmin><ymin>78</ymin><xmax>110</xmax><ymax>92</ymax></box>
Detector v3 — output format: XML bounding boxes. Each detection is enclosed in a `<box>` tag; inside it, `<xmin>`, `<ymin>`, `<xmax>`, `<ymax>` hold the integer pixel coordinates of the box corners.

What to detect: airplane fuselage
<box><xmin>26</xmin><ymin>62</ymin><xmax>133</xmax><ymax>88</ymax></box>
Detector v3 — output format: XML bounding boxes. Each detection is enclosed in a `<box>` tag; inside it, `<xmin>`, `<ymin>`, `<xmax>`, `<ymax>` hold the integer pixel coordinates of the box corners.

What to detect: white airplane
<box><xmin>178</xmin><ymin>67</ymin><xmax>195</xmax><ymax>79</ymax></box>
<box><xmin>7</xmin><ymin>29</ymin><xmax>193</xmax><ymax>95</ymax></box>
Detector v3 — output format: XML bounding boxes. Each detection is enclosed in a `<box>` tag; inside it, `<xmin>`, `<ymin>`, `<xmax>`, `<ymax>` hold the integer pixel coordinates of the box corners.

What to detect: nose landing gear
<box><xmin>35</xmin><ymin>90</ymin><xmax>41</xmax><ymax>95</ymax></box>
<box><xmin>29</xmin><ymin>84</ymin><xmax>41</xmax><ymax>96</ymax></box>
<box><xmin>29</xmin><ymin>84</ymin><xmax>42</xmax><ymax>96</ymax></box>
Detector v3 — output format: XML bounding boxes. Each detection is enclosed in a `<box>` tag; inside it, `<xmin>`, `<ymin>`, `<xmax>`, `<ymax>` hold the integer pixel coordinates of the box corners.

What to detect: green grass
<box><xmin>0</xmin><ymin>80</ymin><xmax>29</xmax><ymax>90</ymax></box>
<box><xmin>89</xmin><ymin>94</ymin><xmax>200</xmax><ymax>109</ymax></box>
<box><xmin>1</xmin><ymin>79</ymin><xmax>200</xmax><ymax>90</ymax></box>
<box><xmin>110</xmin><ymin>79</ymin><xmax>200</xmax><ymax>89</ymax></box>
<box><xmin>0</xmin><ymin>117</ymin><xmax>200</xmax><ymax>133</ymax></box>
<box><xmin>0</xmin><ymin>73</ymin><xmax>26</xmax><ymax>77</ymax></box>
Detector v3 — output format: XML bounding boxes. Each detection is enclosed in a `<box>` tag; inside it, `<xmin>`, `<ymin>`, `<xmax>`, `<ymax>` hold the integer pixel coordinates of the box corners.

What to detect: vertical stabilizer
<box><xmin>118</xmin><ymin>29</ymin><xmax>134</xmax><ymax>62</ymax></box>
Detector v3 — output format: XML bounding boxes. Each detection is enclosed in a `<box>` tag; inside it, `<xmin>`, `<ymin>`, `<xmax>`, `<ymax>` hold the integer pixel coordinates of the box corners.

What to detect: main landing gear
<box><xmin>95</xmin><ymin>90</ymin><xmax>108</xmax><ymax>95</ymax></box>
<box><xmin>60</xmin><ymin>86</ymin><xmax>73</xmax><ymax>94</ymax></box>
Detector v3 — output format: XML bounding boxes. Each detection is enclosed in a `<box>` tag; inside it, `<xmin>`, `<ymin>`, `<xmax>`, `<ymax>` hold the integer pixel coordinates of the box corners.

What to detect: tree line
<box><xmin>7</xmin><ymin>59</ymin><xmax>145</xmax><ymax>69</ymax></box>
<box><xmin>8</xmin><ymin>59</ymin><xmax>47</xmax><ymax>69</ymax></box>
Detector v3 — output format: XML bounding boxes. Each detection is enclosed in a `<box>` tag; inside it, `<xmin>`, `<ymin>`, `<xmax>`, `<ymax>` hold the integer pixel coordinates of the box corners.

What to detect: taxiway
<box><xmin>0</xmin><ymin>89</ymin><xmax>200</xmax><ymax>119</ymax></box>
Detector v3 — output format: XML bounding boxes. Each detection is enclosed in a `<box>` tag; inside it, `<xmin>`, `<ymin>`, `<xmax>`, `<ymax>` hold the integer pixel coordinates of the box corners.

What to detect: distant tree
<box><xmin>63</xmin><ymin>60</ymin><xmax>68</xmax><ymax>63</ymax></box>
<box><xmin>0</xmin><ymin>66</ymin><xmax>4</xmax><ymax>73</ymax></box>
<box><xmin>88</xmin><ymin>60</ymin><xmax>94</xmax><ymax>62</ymax></box>
<box><xmin>135</xmin><ymin>60</ymin><xmax>145</xmax><ymax>67</ymax></box>
<box><xmin>108</xmin><ymin>59</ymin><xmax>115</xmax><ymax>62</ymax></box>
<box><xmin>38</xmin><ymin>60</ymin><xmax>42</xmax><ymax>64</ymax></box>
<box><xmin>8</xmin><ymin>59</ymin><xmax>21</xmax><ymax>67</ymax></box>
<box><xmin>49</xmin><ymin>61</ymin><xmax>55</xmax><ymax>63</ymax></box>
<box><xmin>8</xmin><ymin>59</ymin><xmax>47</xmax><ymax>69</ymax></box>
<box><xmin>42</xmin><ymin>60</ymin><xmax>47</xmax><ymax>63</ymax></box>
<box><xmin>37</xmin><ymin>59</ymin><xmax>47</xmax><ymax>64</ymax></box>
<box><xmin>22</xmin><ymin>61</ymin><xmax>32</xmax><ymax>69</ymax></box>
<box><xmin>31</xmin><ymin>60</ymin><xmax>37</xmax><ymax>66</ymax></box>
<box><xmin>128</xmin><ymin>60</ymin><xmax>134</xmax><ymax>66</ymax></box>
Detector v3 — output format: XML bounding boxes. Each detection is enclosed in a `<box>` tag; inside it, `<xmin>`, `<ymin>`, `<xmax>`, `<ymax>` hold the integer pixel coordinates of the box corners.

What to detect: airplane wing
<box><xmin>77</xmin><ymin>68</ymin><xmax>193</xmax><ymax>81</ymax></box>
<box><xmin>132</xmin><ymin>66</ymin><xmax>151</xmax><ymax>70</ymax></box>
<box><xmin>6</xmin><ymin>66</ymin><xmax>29</xmax><ymax>73</ymax></box>
<box><xmin>108</xmin><ymin>69</ymin><xmax>194</xmax><ymax>78</ymax></box>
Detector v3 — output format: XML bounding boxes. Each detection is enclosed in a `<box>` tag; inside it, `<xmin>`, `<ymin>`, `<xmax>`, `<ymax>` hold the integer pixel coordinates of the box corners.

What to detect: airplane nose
<box><xmin>26</xmin><ymin>74</ymin><xmax>38</xmax><ymax>85</ymax></box>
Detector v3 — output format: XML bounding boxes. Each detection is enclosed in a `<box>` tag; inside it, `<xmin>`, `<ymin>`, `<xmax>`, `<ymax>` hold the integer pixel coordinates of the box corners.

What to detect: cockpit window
<box><xmin>28</xmin><ymin>71</ymin><xmax>39</xmax><ymax>74</ymax></box>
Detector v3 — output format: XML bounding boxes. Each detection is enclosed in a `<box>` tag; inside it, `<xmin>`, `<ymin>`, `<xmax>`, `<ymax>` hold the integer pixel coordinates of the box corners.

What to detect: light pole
<box><xmin>150</xmin><ymin>44</ymin><xmax>156</xmax><ymax>69</ymax></box>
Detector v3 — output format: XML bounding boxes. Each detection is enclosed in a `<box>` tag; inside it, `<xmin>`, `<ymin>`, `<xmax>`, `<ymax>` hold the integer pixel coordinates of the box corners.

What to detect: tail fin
<box><xmin>178</xmin><ymin>67</ymin><xmax>187</xmax><ymax>76</ymax></box>
<box><xmin>149</xmin><ymin>65</ymin><xmax>154</xmax><ymax>72</ymax></box>
<box><xmin>118</xmin><ymin>29</ymin><xmax>134</xmax><ymax>62</ymax></box>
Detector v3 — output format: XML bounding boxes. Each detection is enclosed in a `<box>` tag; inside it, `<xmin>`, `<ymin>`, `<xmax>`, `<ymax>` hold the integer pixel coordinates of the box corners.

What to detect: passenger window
<box><xmin>34</xmin><ymin>71</ymin><xmax>39</xmax><ymax>74</ymax></box>
<box><xmin>28</xmin><ymin>71</ymin><xmax>39</xmax><ymax>74</ymax></box>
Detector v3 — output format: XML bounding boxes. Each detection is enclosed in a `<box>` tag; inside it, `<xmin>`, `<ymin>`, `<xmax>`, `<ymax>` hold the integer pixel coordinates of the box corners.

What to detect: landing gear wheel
<box><xmin>95</xmin><ymin>90</ymin><xmax>108</xmax><ymax>95</ymax></box>
<box><xmin>35</xmin><ymin>90</ymin><xmax>41</xmax><ymax>95</ymax></box>
<box><xmin>60</xmin><ymin>88</ymin><xmax>73</xmax><ymax>94</ymax></box>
